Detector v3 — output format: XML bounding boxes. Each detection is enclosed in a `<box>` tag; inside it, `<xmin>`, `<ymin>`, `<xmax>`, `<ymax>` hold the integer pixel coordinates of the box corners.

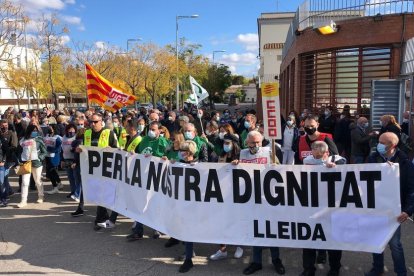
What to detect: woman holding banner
<box><xmin>209</xmin><ymin>133</ymin><xmax>244</xmax><ymax>261</ymax></box>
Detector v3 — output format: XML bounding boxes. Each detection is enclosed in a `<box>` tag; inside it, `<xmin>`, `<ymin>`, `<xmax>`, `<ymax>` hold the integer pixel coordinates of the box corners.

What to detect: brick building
<box><xmin>279</xmin><ymin>0</ymin><xmax>414</xmax><ymax>118</ymax></box>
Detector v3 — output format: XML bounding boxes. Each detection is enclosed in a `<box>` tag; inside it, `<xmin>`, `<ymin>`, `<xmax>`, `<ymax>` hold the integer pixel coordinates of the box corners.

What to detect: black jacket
<box><xmin>350</xmin><ymin>125</ymin><xmax>371</xmax><ymax>157</ymax></box>
<box><xmin>368</xmin><ymin>150</ymin><xmax>414</xmax><ymax>216</ymax></box>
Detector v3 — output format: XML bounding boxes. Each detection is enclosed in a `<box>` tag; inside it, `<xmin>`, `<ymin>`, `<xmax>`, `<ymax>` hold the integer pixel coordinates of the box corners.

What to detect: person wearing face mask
<box><xmin>219</xmin><ymin>109</ymin><xmax>232</xmax><ymax>125</ymax></box>
<box><xmin>136</xmin><ymin>118</ymin><xmax>146</xmax><ymax>135</ymax></box>
<box><xmin>280</xmin><ymin>116</ymin><xmax>299</xmax><ymax>165</ymax></box>
<box><xmin>112</xmin><ymin>116</ymin><xmax>128</xmax><ymax>150</ymax></box>
<box><xmin>60</xmin><ymin>124</ymin><xmax>79</xmax><ymax>201</ymax></box>
<box><xmin>297</xmin><ymin>115</ymin><xmax>338</xmax><ymax>164</ymax></box>
<box><xmin>183</xmin><ymin>123</ymin><xmax>208</xmax><ymax>162</ymax></box>
<box><xmin>16</xmin><ymin>125</ymin><xmax>47</xmax><ymax>208</ymax></box>
<box><xmin>301</xmin><ymin>141</ymin><xmax>345</xmax><ymax>276</ymax></box>
<box><xmin>240</xmin><ymin>114</ymin><xmax>259</xmax><ymax>149</ymax></box>
<box><xmin>44</xmin><ymin>125</ymin><xmax>63</xmax><ymax>195</ymax></box>
<box><xmin>142</xmin><ymin>112</ymin><xmax>159</xmax><ymax>137</ymax></box>
<box><xmin>0</xmin><ymin>119</ymin><xmax>18</xmax><ymax>199</ymax></box>
<box><xmin>365</xmin><ymin>132</ymin><xmax>414</xmax><ymax>276</ymax></box>
<box><xmin>350</xmin><ymin>117</ymin><xmax>376</xmax><ymax>164</ymax></box>
<box><xmin>162</xmin><ymin>111</ymin><xmax>180</xmax><ymax>134</ymax></box>
<box><xmin>98</xmin><ymin>120</ymin><xmax>143</xmax><ymax>230</ymax></box>
<box><xmin>202</xmin><ymin>121</ymin><xmax>221</xmax><ymax>162</ymax></box>
<box><xmin>318</xmin><ymin>106</ymin><xmax>336</xmax><ymax>135</ymax></box>
<box><xmin>232</xmin><ymin>131</ymin><xmax>285</xmax><ymax>275</ymax></box>
<box><xmin>208</xmin><ymin>133</ymin><xmax>244</xmax><ymax>261</ymax></box>
<box><xmin>126</xmin><ymin>121</ymin><xmax>169</xmax><ymax>241</ymax></box>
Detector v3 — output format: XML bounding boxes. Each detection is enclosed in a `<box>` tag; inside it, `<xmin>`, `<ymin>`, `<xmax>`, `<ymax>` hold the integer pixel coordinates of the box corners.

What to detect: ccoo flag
<box><xmin>85</xmin><ymin>63</ymin><xmax>136</xmax><ymax>112</ymax></box>
<box><xmin>188</xmin><ymin>75</ymin><xmax>209</xmax><ymax>105</ymax></box>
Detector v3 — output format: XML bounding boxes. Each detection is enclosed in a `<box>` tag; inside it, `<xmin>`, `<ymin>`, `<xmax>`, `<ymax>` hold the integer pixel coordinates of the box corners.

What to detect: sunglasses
<box><xmin>91</xmin><ymin>120</ymin><xmax>101</xmax><ymax>124</ymax></box>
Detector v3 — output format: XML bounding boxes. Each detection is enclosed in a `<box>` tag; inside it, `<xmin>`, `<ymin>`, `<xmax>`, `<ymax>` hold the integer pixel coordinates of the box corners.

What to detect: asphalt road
<box><xmin>1</xmin><ymin>172</ymin><xmax>414</xmax><ymax>276</ymax></box>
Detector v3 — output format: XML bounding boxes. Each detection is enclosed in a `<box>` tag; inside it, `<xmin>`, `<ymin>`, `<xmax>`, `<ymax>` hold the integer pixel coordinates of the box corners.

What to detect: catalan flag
<box><xmin>85</xmin><ymin>63</ymin><xmax>136</xmax><ymax>112</ymax></box>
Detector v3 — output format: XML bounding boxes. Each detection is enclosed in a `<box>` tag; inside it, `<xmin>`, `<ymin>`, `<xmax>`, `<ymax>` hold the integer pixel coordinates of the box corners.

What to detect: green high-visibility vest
<box><xmin>116</xmin><ymin>127</ymin><xmax>128</xmax><ymax>149</ymax></box>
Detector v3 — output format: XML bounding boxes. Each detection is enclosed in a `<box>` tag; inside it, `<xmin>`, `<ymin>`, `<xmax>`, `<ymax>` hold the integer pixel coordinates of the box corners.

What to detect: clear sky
<box><xmin>15</xmin><ymin>0</ymin><xmax>304</xmax><ymax>76</ymax></box>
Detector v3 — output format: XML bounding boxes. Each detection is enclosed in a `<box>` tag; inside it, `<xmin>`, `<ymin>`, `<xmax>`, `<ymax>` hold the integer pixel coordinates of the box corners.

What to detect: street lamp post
<box><xmin>212</xmin><ymin>50</ymin><xmax>226</xmax><ymax>65</ymax></box>
<box><xmin>126</xmin><ymin>38</ymin><xmax>142</xmax><ymax>83</ymax></box>
<box><xmin>176</xmin><ymin>14</ymin><xmax>198</xmax><ymax>111</ymax></box>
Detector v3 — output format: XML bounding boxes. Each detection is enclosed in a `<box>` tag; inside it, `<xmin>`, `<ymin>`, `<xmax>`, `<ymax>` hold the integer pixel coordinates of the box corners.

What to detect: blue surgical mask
<box><xmin>31</xmin><ymin>131</ymin><xmax>38</xmax><ymax>138</ymax></box>
<box><xmin>223</xmin><ymin>144</ymin><xmax>232</xmax><ymax>153</ymax></box>
<box><xmin>249</xmin><ymin>146</ymin><xmax>260</xmax><ymax>155</ymax></box>
<box><xmin>377</xmin><ymin>143</ymin><xmax>387</xmax><ymax>154</ymax></box>
<box><xmin>178</xmin><ymin>151</ymin><xmax>185</xmax><ymax>160</ymax></box>
<box><xmin>244</xmin><ymin>121</ymin><xmax>251</xmax><ymax>129</ymax></box>
<box><xmin>184</xmin><ymin>131</ymin><xmax>194</xmax><ymax>140</ymax></box>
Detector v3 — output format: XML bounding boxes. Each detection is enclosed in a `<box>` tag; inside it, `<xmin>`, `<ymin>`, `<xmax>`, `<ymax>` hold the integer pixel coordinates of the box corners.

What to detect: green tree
<box><xmin>202</xmin><ymin>64</ymin><xmax>232</xmax><ymax>105</ymax></box>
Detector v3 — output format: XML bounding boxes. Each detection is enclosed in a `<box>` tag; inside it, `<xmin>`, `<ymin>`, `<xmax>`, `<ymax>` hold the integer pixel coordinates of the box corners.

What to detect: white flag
<box><xmin>189</xmin><ymin>75</ymin><xmax>209</xmax><ymax>104</ymax></box>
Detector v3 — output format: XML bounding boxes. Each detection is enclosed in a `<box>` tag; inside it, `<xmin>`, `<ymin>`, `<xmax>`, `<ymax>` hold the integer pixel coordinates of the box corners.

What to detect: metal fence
<box><xmin>282</xmin><ymin>0</ymin><xmax>414</xmax><ymax>59</ymax></box>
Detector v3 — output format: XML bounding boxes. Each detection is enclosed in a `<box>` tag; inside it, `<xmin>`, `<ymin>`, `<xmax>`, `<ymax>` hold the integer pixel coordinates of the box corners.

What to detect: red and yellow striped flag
<box><xmin>85</xmin><ymin>63</ymin><xmax>136</xmax><ymax>112</ymax></box>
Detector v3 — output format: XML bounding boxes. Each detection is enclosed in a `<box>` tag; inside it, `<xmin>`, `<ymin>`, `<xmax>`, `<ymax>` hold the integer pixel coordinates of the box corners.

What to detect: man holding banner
<box><xmin>78</xmin><ymin>113</ymin><xmax>118</xmax><ymax>230</ymax></box>
<box><xmin>233</xmin><ymin>131</ymin><xmax>286</xmax><ymax>275</ymax></box>
<box><xmin>365</xmin><ymin>132</ymin><xmax>414</xmax><ymax>276</ymax></box>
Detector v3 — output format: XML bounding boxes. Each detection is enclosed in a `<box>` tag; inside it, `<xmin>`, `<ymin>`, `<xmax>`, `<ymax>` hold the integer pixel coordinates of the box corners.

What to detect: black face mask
<box><xmin>304</xmin><ymin>127</ymin><xmax>317</xmax><ymax>136</ymax></box>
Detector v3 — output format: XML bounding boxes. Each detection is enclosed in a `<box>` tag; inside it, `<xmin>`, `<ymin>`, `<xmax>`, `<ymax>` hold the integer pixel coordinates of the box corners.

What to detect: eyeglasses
<box><xmin>77</xmin><ymin>124</ymin><xmax>84</xmax><ymax>126</ymax></box>
<box><xmin>91</xmin><ymin>120</ymin><xmax>101</xmax><ymax>124</ymax></box>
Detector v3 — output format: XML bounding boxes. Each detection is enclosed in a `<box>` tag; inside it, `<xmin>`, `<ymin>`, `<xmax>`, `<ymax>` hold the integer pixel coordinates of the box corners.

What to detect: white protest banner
<box><xmin>261</xmin><ymin>82</ymin><xmax>282</xmax><ymax>139</ymax></box>
<box><xmin>80</xmin><ymin>146</ymin><xmax>401</xmax><ymax>253</ymax></box>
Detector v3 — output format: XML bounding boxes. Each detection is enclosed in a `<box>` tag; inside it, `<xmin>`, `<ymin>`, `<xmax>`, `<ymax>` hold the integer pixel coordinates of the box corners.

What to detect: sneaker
<box><xmin>210</xmin><ymin>249</ymin><xmax>227</xmax><ymax>261</ymax></box>
<box><xmin>71</xmin><ymin>208</ymin><xmax>84</xmax><ymax>217</ymax></box>
<box><xmin>46</xmin><ymin>187</ymin><xmax>59</xmax><ymax>195</ymax></box>
<box><xmin>178</xmin><ymin>251</ymin><xmax>196</xmax><ymax>261</ymax></box>
<box><xmin>70</xmin><ymin>195</ymin><xmax>80</xmax><ymax>203</ymax></box>
<box><xmin>66</xmin><ymin>193</ymin><xmax>73</xmax><ymax>198</ymax></box>
<box><xmin>93</xmin><ymin>225</ymin><xmax>102</xmax><ymax>231</ymax></box>
<box><xmin>272</xmin><ymin>258</ymin><xmax>285</xmax><ymax>275</ymax></box>
<box><xmin>234</xmin><ymin>246</ymin><xmax>244</xmax><ymax>259</ymax></box>
<box><xmin>37</xmin><ymin>197</ymin><xmax>44</xmax><ymax>203</ymax></box>
<box><xmin>165</xmin><ymin>238</ymin><xmax>180</xmax><ymax>248</ymax></box>
<box><xmin>0</xmin><ymin>200</ymin><xmax>7</xmax><ymax>207</ymax></box>
<box><xmin>17</xmin><ymin>201</ymin><xmax>27</xmax><ymax>208</ymax></box>
<box><xmin>131</xmin><ymin>221</ymin><xmax>137</xmax><ymax>229</ymax></box>
<box><xmin>178</xmin><ymin>259</ymin><xmax>193</xmax><ymax>273</ymax></box>
<box><xmin>57</xmin><ymin>182</ymin><xmax>63</xmax><ymax>189</ymax></box>
<box><xmin>243</xmin><ymin>263</ymin><xmax>262</xmax><ymax>275</ymax></box>
<box><xmin>97</xmin><ymin>220</ymin><xmax>115</xmax><ymax>229</ymax></box>
<box><xmin>126</xmin><ymin>233</ymin><xmax>143</xmax><ymax>241</ymax></box>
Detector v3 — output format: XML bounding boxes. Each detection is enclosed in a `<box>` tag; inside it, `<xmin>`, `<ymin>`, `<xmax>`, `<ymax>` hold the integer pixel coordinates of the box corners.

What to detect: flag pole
<box><xmin>84</xmin><ymin>63</ymin><xmax>90</xmax><ymax>109</ymax></box>
<box><xmin>271</xmin><ymin>139</ymin><xmax>276</xmax><ymax>164</ymax></box>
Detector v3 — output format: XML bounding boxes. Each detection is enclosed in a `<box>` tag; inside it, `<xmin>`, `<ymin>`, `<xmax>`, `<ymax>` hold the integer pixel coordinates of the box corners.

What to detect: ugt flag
<box><xmin>188</xmin><ymin>75</ymin><xmax>209</xmax><ymax>105</ymax></box>
<box><xmin>85</xmin><ymin>63</ymin><xmax>136</xmax><ymax>112</ymax></box>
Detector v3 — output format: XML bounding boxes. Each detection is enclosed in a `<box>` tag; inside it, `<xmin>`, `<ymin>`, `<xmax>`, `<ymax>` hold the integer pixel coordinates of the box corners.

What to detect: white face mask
<box><xmin>219</xmin><ymin>132</ymin><xmax>227</xmax><ymax>140</ymax></box>
<box><xmin>148</xmin><ymin>130</ymin><xmax>156</xmax><ymax>138</ymax></box>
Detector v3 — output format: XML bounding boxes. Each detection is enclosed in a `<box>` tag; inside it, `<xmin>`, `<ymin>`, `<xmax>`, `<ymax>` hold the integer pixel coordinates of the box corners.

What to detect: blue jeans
<box><xmin>253</xmin><ymin>246</ymin><xmax>280</xmax><ymax>264</ymax></box>
<box><xmin>372</xmin><ymin>226</ymin><xmax>406</xmax><ymax>275</ymax></box>
<box><xmin>0</xmin><ymin>166</ymin><xmax>6</xmax><ymax>201</ymax></box>
<box><xmin>4</xmin><ymin>162</ymin><xmax>14</xmax><ymax>194</ymax></box>
<box><xmin>66</xmin><ymin>166</ymin><xmax>80</xmax><ymax>197</ymax></box>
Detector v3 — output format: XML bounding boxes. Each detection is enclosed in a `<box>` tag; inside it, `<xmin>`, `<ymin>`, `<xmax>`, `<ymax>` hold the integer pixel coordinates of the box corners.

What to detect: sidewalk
<box><xmin>1</xmin><ymin>172</ymin><xmax>414</xmax><ymax>275</ymax></box>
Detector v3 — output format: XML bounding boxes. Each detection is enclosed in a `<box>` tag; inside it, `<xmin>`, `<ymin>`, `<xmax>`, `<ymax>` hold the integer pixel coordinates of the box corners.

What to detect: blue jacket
<box><xmin>46</xmin><ymin>135</ymin><xmax>62</xmax><ymax>166</ymax></box>
<box><xmin>368</xmin><ymin>150</ymin><xmax>414</xmax><ymax>216</ymax></box>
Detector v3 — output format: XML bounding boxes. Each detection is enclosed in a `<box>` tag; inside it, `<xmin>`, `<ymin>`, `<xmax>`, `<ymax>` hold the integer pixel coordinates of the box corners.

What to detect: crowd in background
<box><xmin>0</xmin><ymin>103</ymin><xmax>413</xmax><ymax>276</ymax></box>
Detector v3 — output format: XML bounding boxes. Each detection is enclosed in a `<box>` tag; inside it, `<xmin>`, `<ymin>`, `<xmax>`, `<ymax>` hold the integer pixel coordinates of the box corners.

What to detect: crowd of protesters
<box><xmin>0</xmin><ymin>103</ymin><xmax>413</xmax><ymax>276</ymax></box>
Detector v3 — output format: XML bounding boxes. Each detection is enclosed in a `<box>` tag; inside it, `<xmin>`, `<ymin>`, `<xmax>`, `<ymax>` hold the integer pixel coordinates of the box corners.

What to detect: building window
<box><xmin>299</xmin><ymin>46</ymin><xmax>391</xmax><ymax>115</ymax></box>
